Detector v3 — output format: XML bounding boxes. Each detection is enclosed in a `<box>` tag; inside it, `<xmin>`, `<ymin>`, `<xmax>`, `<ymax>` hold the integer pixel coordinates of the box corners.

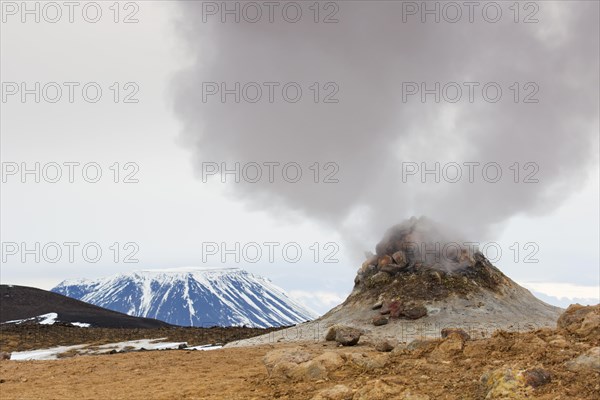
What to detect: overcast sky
<box><xmin>1</xmin><ymin>1</ymin><xmax>598</xmax><ymax>314</ymax></box>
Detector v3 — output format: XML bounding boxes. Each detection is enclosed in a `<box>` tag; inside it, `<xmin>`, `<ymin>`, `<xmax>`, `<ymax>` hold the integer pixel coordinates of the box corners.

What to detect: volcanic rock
<box><xmin>368</xmin><ymin>271</ymin><xmax>391</xmax><ymax>287</ymax></box>
<box><xmin>354</xmin><ymin>379</ymin><xmax>429</xmax><ymax>400</ymax></box>
<box><xmin>374</xmin><ymin>340</ymin><xmax>394</xmax><ymax>352</ymax></box>
<box><xmin>480</xmin><ymin>366</ymin><xmax>552</xmax><ymax>398</ymax></box>
<box><xmin>313</xmin><ymin>352</ymin><xmax>345</xmax><ymax>370</ymax></box>
<box><xmin>335</xmin><ymin>327</ymin><xmax>362</xmax><ymax>346</ymax></box>
<box><xmin>521</xmin><ymin>368</ymin><xmax>552</xmax><ymax>388</ymax></box>
<box><xmin>311</xmin><ymin>384</ymin><xmax>353</xmax><ymax>400</ymax></box>
<box><xmin>380</xmin><ymin>264</ymin><xmax>404</xmax><ymax>275</ymax></box>
<box><xmin>431</xmin><ymin>333</ymin><xmax>465</xmax><ymax>358</ymax></box>
<box><xmin>557</xmin><ymin>304</ymin><xmax>600</xmax><ymax>338</ymax></box>
<box><xmin>264</xmin><ymin>349</ymin><xmax>329</xmax><ymax>381</ymax></box>
<box><xmin>347</xmin><ymin>352</ymin><xmax>387</xmax><ymax>370</ymax></box>
<box><xmin>325</xmin><ymin>325</ymin><xmax>340</xmax><ymax>341</ymax></box>
<box><xmin>441</xmin><ymin>328</ymin><xmax>471</xmax><ymax>341</ymax></box>
<box><xmin>392</xmin><ymin>250</ymin><xmax>408</xmax><ymax>267</ymax></box>
<box><xmin>565</xmin><ymin>347</ymin><xmax>600</xmax><ymax>372</ymax></box>
<box><xmin>372</xmin><ymin>316</ymin><xmax>389</xmax><ymax>326</ymax></box>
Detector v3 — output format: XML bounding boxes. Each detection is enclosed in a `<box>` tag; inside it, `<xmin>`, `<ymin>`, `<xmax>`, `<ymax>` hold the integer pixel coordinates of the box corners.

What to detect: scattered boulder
<box><xmin>380</xmin><ymin>264</ymin><xmax>404</xmax><ymax>275</ymax></box>
<box><xmin>263</xmin><ymin>348</ymin><xmax>313</xmax><ymax>380</ymax></box>
<box><xmin>326</xmin><ymin>325</ymin><xmax>340</xmax><ymax>341</ymax></box>
<box><xmin>311</xmin><ymin>384</ymin><xmax>353</xmax><ymax>400</ymax></box>
<box><xmin>407</xmin><ymin>339</ymin><xmax>437</xmax><ymax>352</ymax></box>
<box><xmin>481</xmin><ymin>366</ymin><xmax>551</xmax><ymax>399</ymax></box>
<box><xmin>288</xmin><ymin>360</ymin><xmax>328</xmax><ymax>381</ymax></box>
<box><xmin>565</xmin><ymin>347</ymin><xmax>600</xmax><ymax>372</ymax></box>
<box><xmin>371</xmin><ymin>301</ymin><xmax>383</xmax><ymax>310</ymax></box>
<box><xmin>369</xmin><ymin>271</ymin><xmax>391</xmax><ymax>286</ymax></box>
<box><xmin>377</xmin><ymin>255</ymin><xmax>393</xmax><ymax>268</ymax></box>
<box><xmin>521</xmin><ymin>368</ymin><xmax>552</xmax><ymax>388</ymax></box>
<box><xmin>313</xmin><ymin>352</ymin><xmax>345</xmax><ymax>370</ymax></box>
<box><xmin>431</xmin><ymin>332</ymin><xmax>465</xmax><ymax>358</ymax></box>
<box><xmin>372</xmin><ymin>316</ymin><xmax>389</xmax><ymax>326</ymax></box>
<box><xmin>386</xmin><ymin>301</ymin><xmax>428</xmax><ymax>320</ymax></box>
<box><xmin>347</xmin><ymin>353</ymin><xmax>387</xmax><ymax>371</ymax></box>
<box><xmin>392</xmin><ymin>250</ymin><xmax>408</xmax><ymax>267</ymax></box>
<box><xmin>353</xmin><ymin>379</ymin><xmax>429</xmax><ymax>400</ymax></box>
<box><xmin>264</xmin><ymin>350</ymin><xmax>330</xmax><ymax>381</ymax></box>
<box><xmin>374</xmin><ymin>340</ymin><xmax>394</xmax><ymax>352</ymax></box>
<box><xmin>557</xmin><ymin>304</ymin><xmax>600</xmax><ymax>338</ymax></box>
<box><xmin>0</xmin><ymin>352</ymin><xmax>10</xmax><ymax>361</ymax></box>
<box><xmin>335</xmin><ymin>327</ymin><xmax>362</xmax><ymax>346</ymax></box>
<box><xmin>441</xmin><ymin>328</ymin><xmax>470</xmax><ymax>341</ymax></box>
<box><xmin>399</xmin><ymin>305</ymin><xmax>428</xmax><ymax>320</ymax></box>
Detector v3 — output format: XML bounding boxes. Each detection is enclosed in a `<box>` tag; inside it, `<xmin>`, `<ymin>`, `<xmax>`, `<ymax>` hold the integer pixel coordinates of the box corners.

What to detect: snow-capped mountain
<box><xmin>51</xmin><ymin>267</ymin><xmax>318</xmax><ymax>328</ymax></box>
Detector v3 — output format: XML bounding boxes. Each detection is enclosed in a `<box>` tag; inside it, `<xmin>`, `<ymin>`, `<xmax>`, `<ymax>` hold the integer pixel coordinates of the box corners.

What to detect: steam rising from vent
<box><xmin>374</xmin><ymin>217</ymin><xmax>475</xmax><ymax>273</ymax></box>
<box><xmin>171</xmin><ymin>2</ymin><xmax>599</xmax><ymax>246</ymax></box>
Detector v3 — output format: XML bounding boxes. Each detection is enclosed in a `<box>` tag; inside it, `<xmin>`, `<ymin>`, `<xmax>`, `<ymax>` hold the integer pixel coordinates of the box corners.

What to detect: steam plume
<box><xmin>171</xmin><ymin>1</ymin><xmax>599</xmax><ymax>247</ymax></box>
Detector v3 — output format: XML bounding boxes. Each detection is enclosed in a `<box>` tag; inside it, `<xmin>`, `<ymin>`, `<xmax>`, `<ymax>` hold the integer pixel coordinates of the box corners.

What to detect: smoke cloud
<box><xmin>171</xmin><ymin>1</ymin><xmax>599</xmax><ymax>249</ymax></box>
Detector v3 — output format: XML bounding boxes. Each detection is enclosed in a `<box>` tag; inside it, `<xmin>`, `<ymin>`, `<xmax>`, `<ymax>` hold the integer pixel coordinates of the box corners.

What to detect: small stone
<box><xmin>347</xmin><ymin>353</ymin><xmax>387</xmax><ymax>370</ymax></box>
<box><xmin>0</xmin><ymin>352</ymin><xmax>10</xmax><ymax>361</ymax></box>
<box><xmin>369</xmin><ymin>271</ymin><xmax>391</xmax><ymax>286</ymax></box>
<box><xmin>521</xmin><ymin>368</ymin><xmax>551</xmax><ymax>388</ymax></box>
<box><xmin>335</xmin><ymin>327</ymin><xmax>362</xmax><ymax>346</ymax></box>
<box><xmin>311</xmin><ymin>384</ymin><xmax>353</xmax><ymax>400</ymax></box>
<box><xmin>565</xmin><ymin>347</ymin><xmax>600</xmax><ymax>372</ymax></box>
<box><xmin>371</xmin><ymin>301</ymin><xmax>383</xmax><ymax>310</ymax></box>
<box><xmin>313</xmin><ymin>352</ymin><xmax>345</xmax><ymax>370</ymax></box>
<box><xmin>178</xmin><ymin>343</ymin><xmax>187</xmax><ymax>350</ymax></box>
<box><xmin>441</xmin><ymin>328</ymin><xmax>470</xmax><ymax>341</ymax></box>
<box><xmin>374</xmin><ymin>340</ymin><xmax>394</xmax><ymax>352</ymax></box>
<box><xmin>372</xmin><ymin>316</ymin><xmax>389</xmax><ymax>326</ymax></box>
<box><xmin>431</xmin><ymin>334</ymin><xmax>465</xmax><ymax>358</ymax></box>
<box><xmin>557</xmin><ymin>304</ymin><xmax>600</xmax><ymax>338</ymax></box>
<box><xmin>325</xmin><ymin>325</ymin><xmax>340</xmax><ymax>341</ymax></box>
<box><xmin>289</xmin><ymin>360</ymin><xmax>328</xmax><ymax>381</ymax></box>
<box><xmin>380</xmin><ymin>264</ymin><xmax>404</xmax><ymax>275</ymax></box>
<box><xmin>391</xmin><ymin>250</ymin><xmax>408</xmax><ymax>267</ymax></box>
<box><xmin>377</xmin><ymin>255</ymin><xmax>393</xmax><ymax>268</ymax></box>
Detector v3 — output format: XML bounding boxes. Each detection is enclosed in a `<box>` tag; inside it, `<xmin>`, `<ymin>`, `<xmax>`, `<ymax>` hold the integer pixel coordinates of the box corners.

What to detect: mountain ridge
<box><xmin>52</xmin><ymin>267</ymin><xmax>318</xmax><ymax>328</ymax></box>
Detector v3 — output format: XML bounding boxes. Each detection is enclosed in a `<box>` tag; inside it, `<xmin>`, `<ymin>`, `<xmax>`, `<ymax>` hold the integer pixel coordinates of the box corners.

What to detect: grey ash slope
<box><xmin>52</xmin><ymin>267</ymin><xmax>317</xmax><ymax>328</ymax></box>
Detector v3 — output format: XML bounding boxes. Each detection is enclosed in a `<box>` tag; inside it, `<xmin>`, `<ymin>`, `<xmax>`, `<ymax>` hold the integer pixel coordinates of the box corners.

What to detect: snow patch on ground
<box><xmin>2</xmin><ymin>312</ymin><xmax>58</xmax><ymax>326</ymax></box>
<box><xmin>8</xmin><ymin>338</ymin><xmax>223</xmax><ymax>361</ymax></box>
<box><xmin>70</xmin><ymin>322</ymin><xmax>91</xmax><ymax>328</ymax></box>
<box><xmin>10</xmin><ymin>345</ymin><xmax>87</xmax><ymax>361</ymax></box>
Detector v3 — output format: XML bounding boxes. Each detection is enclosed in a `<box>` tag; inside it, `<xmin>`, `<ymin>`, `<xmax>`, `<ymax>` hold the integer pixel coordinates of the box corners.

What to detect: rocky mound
<box><xmin>227</xmin><ymin>217</ymin><xmax>562</xmax><ymax>347</ymax></box>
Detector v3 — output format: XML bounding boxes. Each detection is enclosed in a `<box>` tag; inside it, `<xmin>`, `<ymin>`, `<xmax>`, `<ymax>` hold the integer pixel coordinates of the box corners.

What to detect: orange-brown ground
<box><xmin>1</xmin><ymin>316</ymin><xmax>598</xmax><ymax>400</ymax></box>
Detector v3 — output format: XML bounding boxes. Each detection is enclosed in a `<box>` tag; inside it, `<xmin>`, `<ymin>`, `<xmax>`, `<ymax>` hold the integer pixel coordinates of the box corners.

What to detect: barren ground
<box><xmin>1</xmin><ymin>324</ymin><xmax>598</xmax><ymax>400</ymax></box>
